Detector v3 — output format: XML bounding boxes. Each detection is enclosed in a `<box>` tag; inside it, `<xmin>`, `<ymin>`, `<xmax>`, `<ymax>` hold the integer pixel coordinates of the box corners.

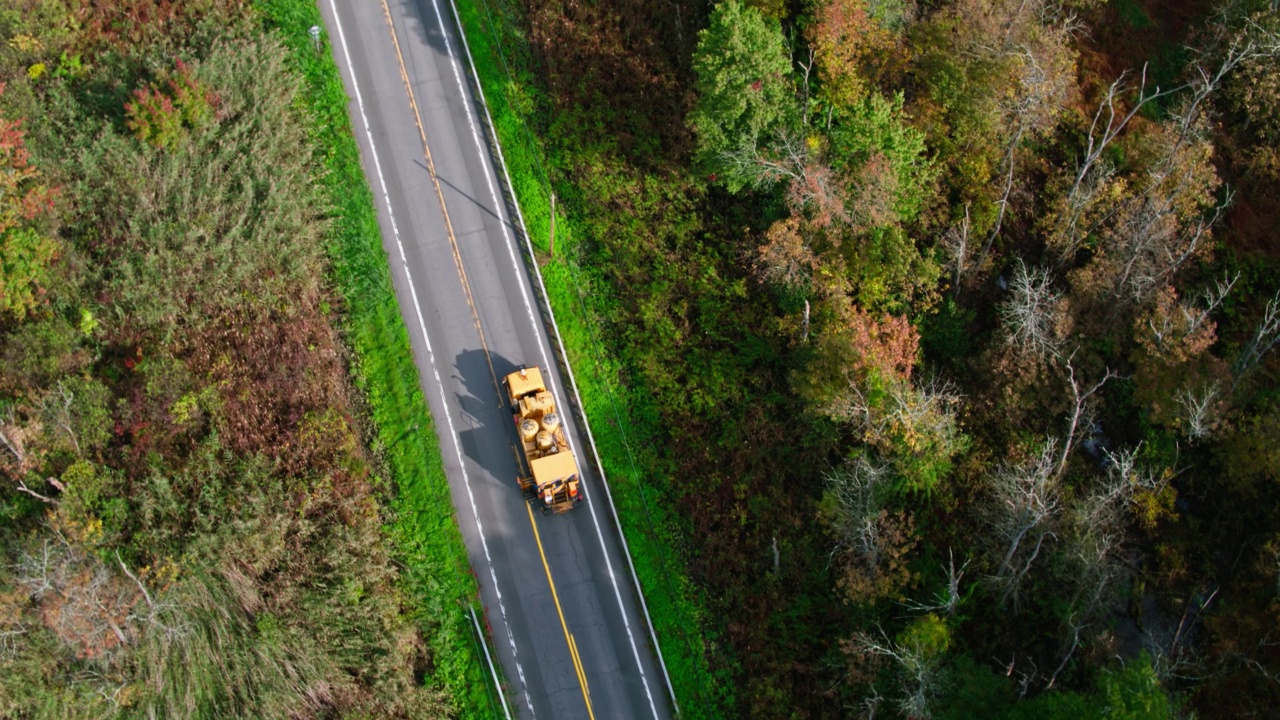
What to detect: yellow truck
<box><xmin>504</xmin><ymin>366</ymin><xmax>582</xmax><ymax>513</ymax></box>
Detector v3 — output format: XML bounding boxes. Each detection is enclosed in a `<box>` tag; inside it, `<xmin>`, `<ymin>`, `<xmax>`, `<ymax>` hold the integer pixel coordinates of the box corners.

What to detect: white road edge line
<box><xmin>435</xmin><ymin>0</ymin><xmax>679</xmax><ymax>714</ymax></box>
<box><xmin>471</xmin><ymin>605</ymin><xmax>514</xmax><ymax>720</ymax></box>
<box><xmin>322</xmin><ymin>3</ymin><xmax>534</xmax><ymax>717</ymax></box>
<box><xmin>425</xmin><ymin>2</ymin><xmax>664</xmax><ymax>716</ymax></box>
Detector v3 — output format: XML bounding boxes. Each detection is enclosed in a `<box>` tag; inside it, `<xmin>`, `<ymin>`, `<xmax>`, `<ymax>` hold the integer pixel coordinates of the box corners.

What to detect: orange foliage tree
<box><xmin>807</xmin><ymin>0</ymin><xmax>902</xmax><ymax>107</ymax></box>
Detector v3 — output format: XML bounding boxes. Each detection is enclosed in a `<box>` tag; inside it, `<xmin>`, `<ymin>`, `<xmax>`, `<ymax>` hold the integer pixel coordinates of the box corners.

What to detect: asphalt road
<box><xmin>316</xmin><ymin>0</ymin><xmax>675</xmax><ymax>718</ymax></box>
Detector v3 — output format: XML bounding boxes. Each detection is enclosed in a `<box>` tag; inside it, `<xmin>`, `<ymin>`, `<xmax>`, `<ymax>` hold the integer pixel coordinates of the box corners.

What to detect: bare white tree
<box><xmin>1071</xmin><ymin>34</ymin><xmax>1275</xmax><ymax>307</ymax></box>
<box><xmin>1081</xmin><ymin>82</ymin><xmax>1231</xmax><ymax>308</ymax></box>
<box><xmin>1179</xmin><ymin>13</ymin><xmax>1280</xmax><ymax>157</ymax></box>
<box><xmin>1111</xmin><ymin>445</ymin><xmax>1172</xmax><ymax>499</ymax></box>
<box><xmin>1013</xmin><ymin>655</ymin><xmax>1041</xmax><ymax>700</ymax></box>
<box><xmin>0</xmin><ymin>619</ymin><xmax>26</xmax><ymax>660</ymax></box>
<box><xmin>904</xmin><ymin>549</ymin><xmax>971</xmax><ymax>617</ymax></box>
<box><xmin>0</xmin><ymin>409</ymin><xmax>28</xmax><ymax>472</ymax></box>
<box><xmin>14</xmin><ymin>537</ymin><xmax>61</xmax><ymax>597</ymax></box>
<box><xmin>1079</xmin><ymin>447</ymin><xmax>1165</xmax><ymax>589</ymax></box>
<box><xmin>1057</xmin><ymin>356</ymin><xmax>1121</xmax><ymax>479</ymax></box>
<box><xmin>940</xmin><ymin>204</ymin><xmax>973</xmax><ymax>293</ymax></box>
<box><xmin>1000</xmin><ymin>259</ymin><xmax>1065</xmax><ymax>361</ymax></box>
<box><xmin>824</xmin><ymin>456</ymin><xmax>891</xmax><ymax>571</ymax></box>
<box><xmin>828</xmin><ymin>376</ymin><xmax>965</xmax><ymax>471</ymax></box>
<box><xmin>796</xmin><ymin>42</ymin><xmax>817</xmax><ymax>127</ymax></box>
<box><xmin>35</xmin><ymin>382</ymin><xmax>81</xmax><ymax>457</ymax></box>
<box><xmin>852</xmin><ymin>628</ymin><xmax>945</xmax><ymax>719</ymax></box>
<box><xmin>1045</xmin><ymin>443</ymin><xmax>1173</xmax><ymax>687</ymax></box>
<box><xmin>979</xmin><ymin>45</ymin><xmax>1071</xmax><ymax>265</ymax></box>
<box><xmin>719</xmin><ymin>126</ymin><xmax>848</xmax><ymax>224</ymax></box>
<box><xmin>981</xmin><ymin>358</ymin><xmax>1120</xmax><ymax>609</ymax></box>
<box><xmin>117</xmin><ymin>552</ymin><xmax>187</xmax><ymax>641</ymax></box>
<box><xmin>12</xmin><ymin>475</ymin><xmax>60</xmax><ymax>504</ymax></box>
<box><xmin>1067</xmin><ymin>445</ymin><xmax>1157</xmax><ymax>593</ymax></box>
<box><xmin>717</xmin><ymin>125</ymin><xmax>790</xmax><ymax>188</ymax></box>
<box><xmin>860</xmin><ymin>687</ymin><xmax>884</xmax><ymax>720</ymax></box>
<box><xmin>1142</xmin><ymin>587</ymin><xmax>1219</xmax><ymax>682</ymax></box>
<box><xmin>1053</xmin><ymin>19</ymin><xmax>1279</xmax><ymax>265</ymax></box>
<box><xmin>754</xmin><ymin>216</ymin><xmax>819</xmax><ymax>291</ymax></box>
<box><xmin>1196</xmin><ymin>272</ymin><xmax>1240</xmax><ymax>320</ymax></box>
<box><xmin>1079</xmin><ymin>445</ymin><xmax>1155</xmax><ymax>523</ymax></box>
<box><xmin>1146</xmin><ymin>273</ymin><xmax>1238</xmax><ymax>356</ymax></box>
<box><xmin>1176</xmin><ymin>382</ymin><xmax>1224</xmax><ymax>440</ymax></box>
<box><xmin>1032</xmin><ymin>0</ymin><xmax>1086</xmax><ymax>39</ymax></box>
<box><xmin>1050</xmin><ymin>65</ymin><xmax>1183</xmax><ymax>261</ymax></box>
<box><xmin>882</xmin><ymin>377</ymin><xmax>964</xmax><ymax>450</ymax></box>
<box><xmin>987</xmin><ymin>439</ymin><xmax>1062</xmax><ymax>607</ymax></box>
<box><xmin>13</xmin><ymin>533</ymin><xmax>144</xmax><ymax>658</ymax></box>
<box><xmin>1104</xmin><ymin>176</ymin><xmax>1230</xmax><ymax>307</ymax></box>
<box><xmin>1047</xmin><ymin>612</ymin><xmax>1089</xmax><ymax>689</ymax></box>
<box><xmin>116</xmin><ymin>551</ymin><xmax>153</xmax><ymax>610</ymax></box>
<box><xmin>1235</xmin><ymin>289</ymin><xmax>1280</xmax><ymax>383</ymax></box>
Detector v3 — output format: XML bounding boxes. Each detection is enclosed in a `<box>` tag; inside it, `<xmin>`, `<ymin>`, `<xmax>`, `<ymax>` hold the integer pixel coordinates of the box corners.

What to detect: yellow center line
<box><xmin>570</xmin><ymin>633</ymin><xmax>592</xmax><ymax>704</ymax></box>
<box><xmin>377</xmin><ymin>0</ymin><xmax>501</xmax><ymax>399</ymax></box>
<box><xmin>374</xmin><ymin>4</ymin><xmax>592</xmax><ymax>715</ymax></box>
<box><xmin>526</xmin><ymin>503</ymin><xmax>596</xmax><ymax>720</ymax></box>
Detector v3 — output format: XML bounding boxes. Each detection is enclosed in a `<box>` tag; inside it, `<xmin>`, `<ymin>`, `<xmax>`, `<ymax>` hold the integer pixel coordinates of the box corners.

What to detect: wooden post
<box><xmin>548</xmin><ymin>192</ymin><xmax>556</xmax><ymax>258</ymax></box>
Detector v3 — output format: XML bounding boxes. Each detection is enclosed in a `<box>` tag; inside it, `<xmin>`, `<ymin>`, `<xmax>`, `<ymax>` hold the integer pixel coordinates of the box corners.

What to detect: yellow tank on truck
<box><xmin>503</xmin><ymin>366</ymin><xmax>583</xmax><ymax>513</ymax></box>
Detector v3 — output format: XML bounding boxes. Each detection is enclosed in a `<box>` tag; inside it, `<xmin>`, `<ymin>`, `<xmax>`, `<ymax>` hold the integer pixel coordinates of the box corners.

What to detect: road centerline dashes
<box><xmin>378</xmin><ymin>0</ymin><xmax>501</xmax><ymax>399</ymax></box>
<box><xmin>321</xmin><ymin>1</ymin><xmax>526</xmax><ymax>718</ymax></box>
<box><xmin>375</xmin><ymin>0</ymin><xmax>600</xmax><ymax>717</ymax></box>
<box><xmin>426</xmin><ymin>0</ymin><xmax>668</xmax><ymax>714</ymax></box>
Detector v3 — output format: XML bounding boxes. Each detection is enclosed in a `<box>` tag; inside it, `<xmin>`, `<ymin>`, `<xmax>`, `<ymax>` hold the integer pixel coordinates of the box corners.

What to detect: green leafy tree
<box><xmin>0</xmin><ymin>314</ymin><xmax>84</xmax><ymax>394</ymax></box>
<box><xmin>0</xmin><ymin>0</ymin><xmax>78</xmax><ymax>83</ymax></box>
<box><xmin>1097</xmin><ymin>653</ymin><xmax>1174</xmax><ymax>720</ymax></box>
<box><xmin>831</xmin><ymin>91</ymin><xmax>934</xmax><ymax>227</ymax></box>
<box><xmin>0</xmin><ymin>99</ymin><xmax>56</xmax><ymax>320</ymax></box>
<box><xmin>940</xmin><ymin>653</ymin><xmax>1175</xmax><ymax>720</ymax></box>
<box><xmin>690</xmin><ymin>0</ymin><xmax>797</xmax><ymax>191</ymax></box>
<box><xmin>0</xmin><ymin>226</ymin><xmax>55</xmax><ymax>318</ymax></box>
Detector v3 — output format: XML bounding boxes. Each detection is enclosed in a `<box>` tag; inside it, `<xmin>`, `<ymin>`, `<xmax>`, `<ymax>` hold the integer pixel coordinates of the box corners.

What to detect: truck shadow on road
<box><xmin>452</xmin><ymin>348</ymin><xmax>523</xmax><ymax>487</ymax></box>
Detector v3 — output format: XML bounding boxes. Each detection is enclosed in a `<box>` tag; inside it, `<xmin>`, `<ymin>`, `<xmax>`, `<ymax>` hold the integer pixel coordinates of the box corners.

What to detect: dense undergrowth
<box><xmin>448</xmin><ymin>0</ymin><xmax>735</xmax><ymax>715</ymax></box>
<box><xmin>0</xmin><ymin>1</ymin><xmax>484</xmax><ymax>717</ymax></box>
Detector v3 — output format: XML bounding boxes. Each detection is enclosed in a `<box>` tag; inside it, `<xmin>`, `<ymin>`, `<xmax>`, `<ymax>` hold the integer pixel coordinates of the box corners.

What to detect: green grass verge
<box><xmin>448</xmin><ymin>0</ymin><xmax>736</xmax><ymax>716</ymax></box>
<box><xmin>256</xmin><ymin>2</ymin><xmax>495</xmax><ymax>717</ymax></box>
